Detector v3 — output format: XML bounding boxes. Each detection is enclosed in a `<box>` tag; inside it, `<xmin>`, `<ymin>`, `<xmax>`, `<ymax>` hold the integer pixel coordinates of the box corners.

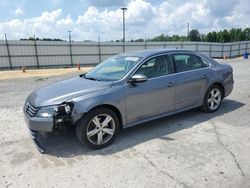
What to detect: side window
<box><xmin>135</xmin><ymin>55</ymin><xmax>173</xmax><ymax>78</ymax></box>
<box><xmin>141</xmin><ymin>58</ymin><xmax>155</xmax><ymax>68</ymax></box>
<box><xmin>173</xmin><ymin>54</ymin><xmax>209</xmax><ymax>73</ymax></box>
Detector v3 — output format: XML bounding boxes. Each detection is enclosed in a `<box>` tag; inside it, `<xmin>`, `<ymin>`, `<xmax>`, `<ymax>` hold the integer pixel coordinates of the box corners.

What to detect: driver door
<box><xmin>125</xmin><ymin>54</ymin><xmax>176</xmax><ymax>124</ymax></box>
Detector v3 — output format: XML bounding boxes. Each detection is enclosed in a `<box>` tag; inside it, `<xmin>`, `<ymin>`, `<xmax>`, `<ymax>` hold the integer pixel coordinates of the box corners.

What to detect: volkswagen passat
<box><xmin>23</xmin><ymin>49</ymin><xmax>234</xmax><ymax>152</ymax></box>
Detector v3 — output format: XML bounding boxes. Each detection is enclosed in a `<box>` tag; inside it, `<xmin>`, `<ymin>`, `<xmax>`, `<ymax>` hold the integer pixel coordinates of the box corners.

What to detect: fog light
<box><xmin>65</xmin><ymin>105</ymin><xmax>71</xmax><ymax>114</ymax></box>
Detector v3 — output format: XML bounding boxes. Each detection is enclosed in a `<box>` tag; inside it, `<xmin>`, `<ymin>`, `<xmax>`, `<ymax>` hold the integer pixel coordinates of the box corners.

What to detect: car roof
<box><xmin>120</xmin><ymin>49</ymin><xmax>194</xmax><ymax>58</ymax></box>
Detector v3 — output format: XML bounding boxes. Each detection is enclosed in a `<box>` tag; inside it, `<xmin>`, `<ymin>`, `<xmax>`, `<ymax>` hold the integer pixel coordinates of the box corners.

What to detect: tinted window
<box><xmin>135</xmin><ymin>55</ymin><xmax>173</xmax><ymax>78</ymax></box>
<box><xmin>172</xmin><ymin>54</ymin><xmax>209</xmax><ymax>73</ymax></box>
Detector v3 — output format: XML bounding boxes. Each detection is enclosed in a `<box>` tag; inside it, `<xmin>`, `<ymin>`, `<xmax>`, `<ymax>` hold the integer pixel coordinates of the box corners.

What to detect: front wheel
<box><xmin>76</xmin><ymin>108</ymin><xmax>119</xmax><ymax>149</ymax></box>
<box><xmin>201</xmin><ymin>85</ymin><xmax>223</xmax><ymax>113</ymax></box>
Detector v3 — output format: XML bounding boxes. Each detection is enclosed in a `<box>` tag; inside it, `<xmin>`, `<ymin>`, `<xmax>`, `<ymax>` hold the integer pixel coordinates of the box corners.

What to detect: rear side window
<box><xmin>172</xmin><ymin>54</ymin><xmax>209</xmax><ymax>73</ymax></box>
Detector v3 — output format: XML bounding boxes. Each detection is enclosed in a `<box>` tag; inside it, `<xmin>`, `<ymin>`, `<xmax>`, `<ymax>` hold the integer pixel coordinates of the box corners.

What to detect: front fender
<box><xmin>70</xmin><ymin>86</ymin><xmax>126</xmax><ymax>125</ymax></box>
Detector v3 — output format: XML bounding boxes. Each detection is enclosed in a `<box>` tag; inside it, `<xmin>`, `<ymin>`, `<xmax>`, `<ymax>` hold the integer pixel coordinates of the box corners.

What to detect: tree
<box><xmin>150</xmin><ymin>34</ymin><xmax>166</xmax><ymax>41</ymax></box>
<box><xmin>134</xmin><ymin>38</ymin><xmax>144</xmax><ymax>42</ymax></box>
<box><xmin>243</xmin><ymin>28</ymin><xmax>250</xmax><ymax>40</ymax></box>
<box><xmin>189</xmin><ymin>29</ymin><xmax>201</xmax><ymax>41</ymax></box>
<box><xmin>217</xmin><ymin>31</ymin><xmax>223</xmax><ymax>42</ymax></box>
<box><xmin>229</xmin><ymin>28</ymin><xmax>237</xmax><ymax>42</ymax></box>
<box><xmin>222</xmin><ymin>29</ymin><xmax>230</xmax><ymax>42</ymax></box>
<box><xmin>205</xmin><ymin>32</ymin><xmax>213</xmax><ymax>42</ymax></box>
<box><xmin>211</xmin><ymin>31</ymin><xmax>217</xmax><ymax>42</ymax></box>
<box><xmin>20</xmin><ymin>37</ymin><xmax>64</xmax><ymax>41</ymax></box>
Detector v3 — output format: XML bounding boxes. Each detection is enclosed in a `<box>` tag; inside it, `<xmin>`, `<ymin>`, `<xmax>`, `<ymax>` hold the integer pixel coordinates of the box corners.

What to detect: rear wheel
<box><xmin>76</xmin><ymin>108</ymin><xmax>119</xmax><ymax>149</ymax></box>
<box><xmin>201</xmin><ymin>85</ymin><xmax>222</xmax><ymax>113</ymax></box>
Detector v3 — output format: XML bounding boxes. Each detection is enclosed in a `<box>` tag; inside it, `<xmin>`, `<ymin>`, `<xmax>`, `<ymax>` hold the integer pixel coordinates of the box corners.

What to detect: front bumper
<box><xmin>24</xmin><ymin>113</ymin><xmax>54</xmax><ymax>132</ymax></box>
<box><xmin>28</xmin><ymin>129</ymin><xmax>46</xmax><ymax>153</ymax></box>
<box><xmin>24</xmin><ymin>113</ymin><xmax>53</xmax><ymax>153</ymax></box>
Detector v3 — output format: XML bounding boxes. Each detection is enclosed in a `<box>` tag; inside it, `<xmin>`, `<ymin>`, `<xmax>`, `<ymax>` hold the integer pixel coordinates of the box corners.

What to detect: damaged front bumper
<box><xmin>24</xmin><ymin>114</ymin><xmax>54</xmax><ymax>132</ymax></box>
<box><xmin>28</xmin><ymin>129</ymin><xmax>46</xmax><ymax>153</ymax></box>
<box><xmin>24</xmin><ymin>114</ymin><xmax>53</xmax><ymax>153</ymax></box>
<box><xmin>24</xmin><ymin>103</ymin><xmax>76</xmax><ymax>153</ymax></box>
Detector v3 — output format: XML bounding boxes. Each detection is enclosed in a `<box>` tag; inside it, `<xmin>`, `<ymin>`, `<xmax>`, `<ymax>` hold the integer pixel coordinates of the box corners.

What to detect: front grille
<box><xmin>26</xmin><ymin>103</ymin><xmax>38</xmax><ymax>117</ymax></box>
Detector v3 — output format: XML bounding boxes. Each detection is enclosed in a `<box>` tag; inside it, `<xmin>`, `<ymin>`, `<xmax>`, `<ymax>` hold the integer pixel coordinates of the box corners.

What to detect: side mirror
<box><xmin>128</xmin><ymin>74</ymin><xmax>148</xmax><ymax>84</ymax></box>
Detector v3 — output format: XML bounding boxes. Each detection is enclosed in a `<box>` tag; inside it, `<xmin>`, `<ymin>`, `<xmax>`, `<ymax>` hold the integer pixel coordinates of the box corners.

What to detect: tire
<box><xmin>76</xmin><ymin>108</ymin><xmax>119</xmax><ymax>149</ymax></box>
<box><xmin>201</xmin><ymin>85</ymin><xmax>223</xmax><ymax>113</ymax></box>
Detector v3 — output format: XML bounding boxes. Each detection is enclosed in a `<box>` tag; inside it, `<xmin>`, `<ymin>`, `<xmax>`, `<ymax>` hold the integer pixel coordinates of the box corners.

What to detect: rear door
<box><xmin>172</xmin><ymin>53</ymin><xmax>211</xmax><ymax>109</ymax></box>
<box><xmin>125</xmin><ymin>54</ymin><xmax>176</xmax><ymax>124</ymax></box>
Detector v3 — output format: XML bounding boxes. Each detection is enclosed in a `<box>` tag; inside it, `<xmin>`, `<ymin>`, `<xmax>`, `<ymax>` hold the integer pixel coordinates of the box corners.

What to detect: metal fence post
<box><xmin>209</xmin><ymin>42</ymin><xmax>212</xmax><ymax>57</ymax></box>
<box><xmin>123</xmin><ymin>41</ymin><xmax>125</xmax><ymax>53</ymax></box>
<box><xmin>68</xmin><ymin>31</ymin><xmax>73</xmax><ymax>67</ymax></box>
<box><xmin>230</xmin><ymin>44</ymin><xmax>233</xmax><ymax>59</ymax></box>
<box><xmin>33</xmin><ymin>34</ymin><xmax>40</xmax><ymax>68</ymax></box>
<box><xmin>98</xmin><ymin>36</ymin><xmax>101</xmax><ymax>64</ymax></box>
<box><xmin>238</xmin><ymin>43</ymin><xmax>241</xmax><ymax>57</ymax></box>
<box><xmin>221</xmin><ymin>43</ymin><xmax>224</xmax><ymax>58</ymax></box>
<box><xmin>4</xmin><ymin>34</ymin><xmax>12</xmax><ymax>70</ymax></box>
<box><xmin>196</xmin><ymin>42</ymin><xmax>198</xmax><ymax>52</ymax></box>
<box><xmin>229</xmin><ymin>43</ymin><xmax>232</xmax><ymax>58</ymax></box>
<box><xmin>144</xmin><ymin>40</ymin><xmax>147</xmax><ymax>50</ymax></box>
<box><xmin>164</xmin><ymin>41</ymin><xmax>167</xmax><ymax>48</ymax></box>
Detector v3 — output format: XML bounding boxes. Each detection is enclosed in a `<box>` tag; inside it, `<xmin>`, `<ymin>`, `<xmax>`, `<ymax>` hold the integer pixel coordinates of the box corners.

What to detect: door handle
<box><xmin>167</xmin><ymin>82</ymin><xmax>174</xmax><ymax>87</ymax></box>
<box><xmin>202</xmin><ymin>75</ymin><xmax>208</xmax><ymax>79</ymax></box>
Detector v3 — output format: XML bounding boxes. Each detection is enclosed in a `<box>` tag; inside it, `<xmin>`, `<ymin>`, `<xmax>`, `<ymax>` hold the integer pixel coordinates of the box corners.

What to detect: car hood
<box><xmin>27</xmin><ymin>76</ymin><xmax>112</xmax><ymax>107</ymax></box>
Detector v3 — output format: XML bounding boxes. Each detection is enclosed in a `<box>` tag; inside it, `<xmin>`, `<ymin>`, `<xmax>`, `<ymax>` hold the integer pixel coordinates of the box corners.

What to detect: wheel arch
<box><xmin>210</xmin><ymin>82</ymin><xmax>225</xmax><ymax>98</ymax></box>
<box><xmin>88</xmin><ymin>104</ymin><xmax>124</xmax><ymax>129</ymax></box>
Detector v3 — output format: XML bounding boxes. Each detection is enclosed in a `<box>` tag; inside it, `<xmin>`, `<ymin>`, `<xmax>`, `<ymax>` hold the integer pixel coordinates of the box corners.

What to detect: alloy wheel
<box><xmin>207</xmin><ymin>88</ymin><xmax>221</xmax><ymax>110</ymax></box>
<box><xmin>86</xmin><ymin>114</ymin><xmax>115</xmax><ymax>145</ymax></box>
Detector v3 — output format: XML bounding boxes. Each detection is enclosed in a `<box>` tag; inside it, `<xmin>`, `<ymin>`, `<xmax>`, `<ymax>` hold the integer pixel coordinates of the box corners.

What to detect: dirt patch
<box><xmin>0</xmin><ymin>67</ymin><xmax>92</xmax><ymax>81</ymax></box>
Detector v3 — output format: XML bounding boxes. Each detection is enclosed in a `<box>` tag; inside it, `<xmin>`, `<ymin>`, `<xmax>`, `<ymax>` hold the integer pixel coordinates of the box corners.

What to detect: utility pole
<box><xmin>120</xmin><ymin>7</ymin><xmax>127</xmax><ymax>52</ymax></box>
<box><xmin>187</xmin><ymin>23</ymin><xmax>190</xmax><ymax>40</ymax></box>
<box><xmin>68</xmin><ymin>30</ymin><xmax>73</xmax><ymax>67</ymax></box>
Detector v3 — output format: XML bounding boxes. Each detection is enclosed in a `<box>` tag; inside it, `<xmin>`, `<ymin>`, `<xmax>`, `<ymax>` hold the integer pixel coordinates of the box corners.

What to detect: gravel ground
<box><xmin>0</xmin><ymin>58</ymin><xmax>250</xmax><ymax>188</ymax></box>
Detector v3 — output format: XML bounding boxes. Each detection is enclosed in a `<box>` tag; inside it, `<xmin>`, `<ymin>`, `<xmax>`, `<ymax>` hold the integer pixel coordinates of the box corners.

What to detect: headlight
<box><xmin>36</xmin><ymin>103</ymin><xmax>73</xmax><ymax>118</ymax></box>
<box><xmin>64</xmin><ymin>104</ymin><xmax>71</xmax><ymax>114</ymax></box>
<box><xmin>36</xmin><ymin>106</ymin><xmax>57</xmax><ymax>118</ymax></box>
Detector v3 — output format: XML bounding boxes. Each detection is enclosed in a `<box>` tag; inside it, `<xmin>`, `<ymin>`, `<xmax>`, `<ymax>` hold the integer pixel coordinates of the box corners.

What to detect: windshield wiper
<box><xmin>84</xmin><ymin>75</ymin><xmax>101</xmax><ymax>81</ymax></box>
<box><xmin>86</xmin><ymin>77</ymin><xmax>97</xmax><ymax>81</ymax></box>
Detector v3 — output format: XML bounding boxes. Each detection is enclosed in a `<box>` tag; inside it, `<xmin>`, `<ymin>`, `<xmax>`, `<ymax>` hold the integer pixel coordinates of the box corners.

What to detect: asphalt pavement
<box><xmin>0</xmin><ymin>58</ymin><xmax>250</xmax><ymax>188</ymax></box>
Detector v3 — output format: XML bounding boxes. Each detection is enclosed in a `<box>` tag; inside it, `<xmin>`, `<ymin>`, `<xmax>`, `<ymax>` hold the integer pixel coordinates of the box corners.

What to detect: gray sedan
<box><xmin>23</xmin><ymin>49</ymin><xmax>234</xmax><ymax>152</ymax></box>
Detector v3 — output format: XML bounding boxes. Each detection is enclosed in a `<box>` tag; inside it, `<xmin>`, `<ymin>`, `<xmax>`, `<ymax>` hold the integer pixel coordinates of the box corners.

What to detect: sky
<box><xmin>0</xmin><ymin>0</ymin><xmax>249</xmax><ymax>41</ymax></box>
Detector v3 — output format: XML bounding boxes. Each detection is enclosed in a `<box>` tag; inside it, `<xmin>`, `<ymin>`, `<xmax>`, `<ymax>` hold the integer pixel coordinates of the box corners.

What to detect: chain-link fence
<box><xmin>0</xmin><ymin>40</ymin><xmax>249</xmax><ymax>70</ymax></box>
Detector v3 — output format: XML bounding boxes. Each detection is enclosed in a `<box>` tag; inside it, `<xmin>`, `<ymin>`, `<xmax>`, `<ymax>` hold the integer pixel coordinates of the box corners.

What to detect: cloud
<box><xmin>87</xmin><ymin>0</ymin><xmax>128</xmax><ymax>8</ymax></box>
<box><xmin>205</xmin><ymin>0</ymin><xmax>238</xmax><ymax>17</ymax></box>
<box><xmin>0</xmin><ymin>9</ymin><xmax>65</xmax><ymax>39</ymax></box>
<box><xmin>0</xmin><ymin>0</ymin><xmax>249</xmax><ymax>41</ymax></box>
<box><xmin>14</xmin><ymin>8</ymin><xmax>24</xmax><ymax>16</ymax></box>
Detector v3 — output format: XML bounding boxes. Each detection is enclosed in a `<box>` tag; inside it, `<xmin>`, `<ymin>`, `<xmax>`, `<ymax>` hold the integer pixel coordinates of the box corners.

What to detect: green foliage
<box><xmin>189</xmin><ymin>29</ymin><xmax>201</xmax><ymax>41</ymax></box>
<box><xmin>20</xmin><ymin>37</ymin><xmax>65</xmax><ymax>41</ymax></box>
<box><xmin>204</xmin><ymin>28</ymin><xmax>250</xmax><ymax>42</ymax></box>
<box><xmin>132</xmin><ymin>27</ymin><xmax>250</xmax><ymax>43</ymax></box>
<box><xmin>20</xmin><ymin>27</ymin><xmax>250</xmax><ymax>43</ymax></box>
<box><xmin>134</xmin><ymin>38</ymin><xmax>144</xmax><ymax>42</ymax></box>
<box><xmin>146</xmin><ymin>34</ymin><xmax>187</xmax><ymax>42</ymax></box>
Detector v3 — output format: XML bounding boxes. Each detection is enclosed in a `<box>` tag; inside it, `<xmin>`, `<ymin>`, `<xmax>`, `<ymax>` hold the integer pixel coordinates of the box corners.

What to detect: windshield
<box><xmin>85</xmin><ymin>56</ymin><xmax>141</xmax><ymax>81</ymax></box>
